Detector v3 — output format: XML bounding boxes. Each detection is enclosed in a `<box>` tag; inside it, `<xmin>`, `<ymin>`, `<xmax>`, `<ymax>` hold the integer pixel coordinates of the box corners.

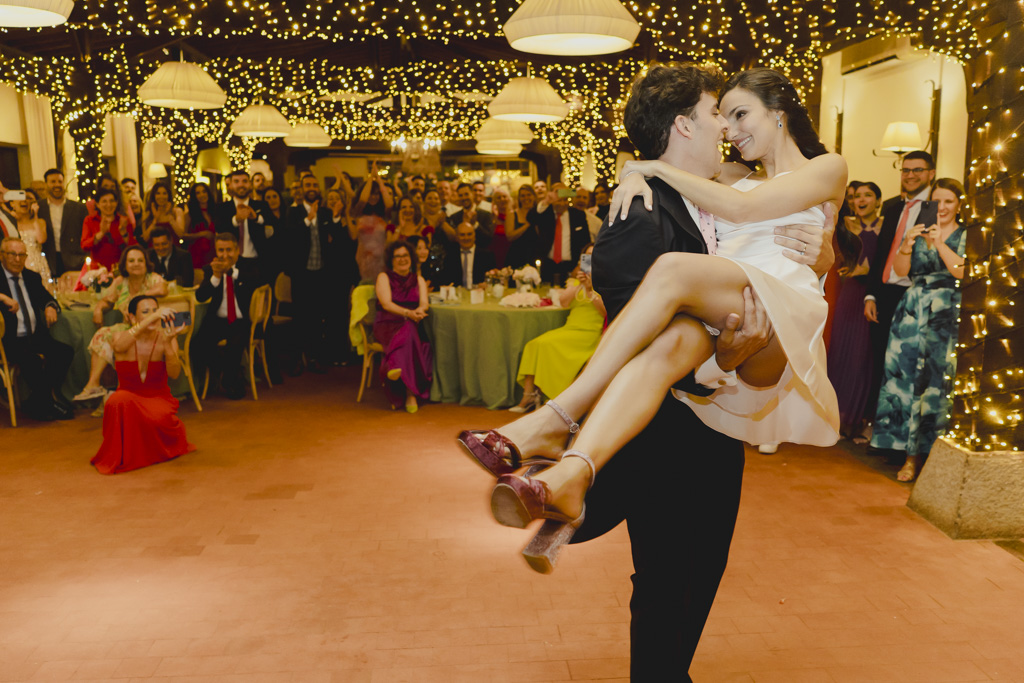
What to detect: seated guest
<box><xmin>91</xmin><ymin>295</ymin><xmax>195</xmax><ymax>474</ymax></box>
<box><xmin>447</xmin><ymin>183</ymin><xmax>494</xmax><ymax>247</ymax></box>
<box><xmin>510</xmin><ymin>244</ymin><xmax>605</xmax><ymax>412</ymax></box>
<box><xmin>73</xmin><ymin>245</ymin><xmax>168</xmax><ymax>401</ymax></box>
<box><xmin>81</xmin><ymin>188</ymin><xmax>136</xmax><ymax>271</ymax></box>
<box><xmin>0</xmin><ymin>237</ymin><xmax>74</xmax><ymax>421</ymax></box>
<box><xmin>148</xmin><ymin>228</ymin><xmax>194</xmax><ymax>287</ymax></box>
<box><xmin>374</xmin><ymin>240</ymin><xmax>432</xmax><ymax>413</ymax></box>
<box><xmin>407</xmin><ymin>235</ymin><xmax>437</xmax><ymax>288</ymax></box>
<box><xmin>439</xmin><ymin>222</ymin><xmax>495</xmax><ymax>288</ymax></box>
<box><xmin>534</xmin><ymin>182</ymin><xmax>590</xmax><ymax>285</ymax></box>
<box><xmin>192</xmin><ymin>233</ymin><xmax>255</xmax><ymax>400</ymax></box>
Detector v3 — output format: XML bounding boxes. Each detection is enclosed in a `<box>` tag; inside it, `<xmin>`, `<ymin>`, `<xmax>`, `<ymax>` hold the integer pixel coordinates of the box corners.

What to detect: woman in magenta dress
<box><xmin>373</xmin><ymin>240</ymin><xmax>432</xmax><ymax>413</ymax></box>
<box><xmin>91</xmin><ymin>295</ymin><xmax>195</xmax><ymax>474</ymax></box>
<box><xmin>827</xmin><ymin>181</ymin><xmax>881</xmax><ymax>442</ymax></box>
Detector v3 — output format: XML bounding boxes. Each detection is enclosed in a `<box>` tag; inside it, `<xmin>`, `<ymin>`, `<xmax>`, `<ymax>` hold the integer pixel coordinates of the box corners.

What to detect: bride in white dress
<box><xmin>459</xmin><ymin>68</ymin><xmax>848</xmax><ymax>572</ymax></box>
<box><xmin>12</xmin><ymin>190</ymin><xmax>53</xmax><ymax>285</ymax></box>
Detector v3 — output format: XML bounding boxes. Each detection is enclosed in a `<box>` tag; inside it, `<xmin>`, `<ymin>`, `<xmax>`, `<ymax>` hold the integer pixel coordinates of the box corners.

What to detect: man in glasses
<box><xmin>863</xmin><ymin>150</ymin><xmax>936</xmax><ymax>434</ymax></box>
<box><xmin>0</xmin><ymin>237</ymin><xmax>74</xmax><ymax>421</ymax></box>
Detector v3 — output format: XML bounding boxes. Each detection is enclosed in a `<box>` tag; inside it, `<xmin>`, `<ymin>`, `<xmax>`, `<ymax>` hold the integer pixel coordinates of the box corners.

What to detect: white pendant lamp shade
<box><xmin>475</xmin><ymin>118</ymin><xmax>533</xmax><ymax>145</ymax></box>
<box><xmin>231</xmin><ymin>104</ymin><xmax>292</xmax><ymax>137</ymax></box>
<box><xmin>285</xmin><ymin>122</ymin><xmax>332</xmax><ymax>148</ymax></box>
<box><xmin>138</xmin><ymin>60</ymin><xmax>227</xmax><ymax>110</ymax></box>
<box><xmin>475</xmin><ymin>140</ymin><xmax>524</xmax><ymax>156</ymax></box>
<box><xmin>880</xmin><ymin>121</ymin><xmax>923</xmax><ymax>153</ymax></box>
<box><xmin>488</xmin><ymin>76</ymin><xmax>568</xmax><ymax>123</ymax></box>
<box><xmin>0</xmin><ymin>0</ymin><xmax>73</xmax><ymax>27</ymax></box>
<box><xmin>503</xmin><ymin>0</ymin><xmax>640</xmax><ymax>56</ymax></box>
<box><xmin>147</xmin><ymin>163</ymin><xmax>167</xmax><ymax>179</ymax></box>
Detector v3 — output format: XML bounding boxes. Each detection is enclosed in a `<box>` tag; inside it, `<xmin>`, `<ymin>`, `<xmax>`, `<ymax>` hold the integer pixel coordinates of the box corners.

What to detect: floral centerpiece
<box><xmin>77</xmin><ymin>265</ymin><xmax>112</xmax><ymax>294</ymax></box>
<box><xmin>499</xmin><ymin>291</ymin><xmax>543</xmax><ymax>308</ymax></box>
<box><xmin>485</xmin><ymin>266</ymin><xmax>513</xmax><ymax>298</ymax></box>
<box><xmin>512</xmin><ymin>265</ymin><xmax>541</xmax><ymax>292</ymax></box>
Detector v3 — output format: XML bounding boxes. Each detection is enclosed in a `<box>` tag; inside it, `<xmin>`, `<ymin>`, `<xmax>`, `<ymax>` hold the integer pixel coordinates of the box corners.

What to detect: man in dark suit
<box><xmin>213</xmin><ymin>170</ymin><xmax>272</xmax><ymax>280</ymax></box>
<box><xmin>285</xmin><ymin>173</ymin><xmax>337</xmax><ymax>374</ymax></box>
<box><xmin>583</xmin><ymin>63</ymin><xmax>833</xmax><ymax>681</ymax></box>
<box><xmin>439</xmin><ymin>221</ymin><xmax>495</xmax><ymax>288</ymax></box>
<box><xmin>534</xmin><ymin>183</ymin><xmax>591</xmax><ymax>284</ymax></box>
<box><xmin>863</xmin><ymin>150</ymin><xmax>935</xmax><ymax>423</ymax></box>
<box><xmin>37</xmin><ymin>168</ymin><xmax>88</xmax><ymax>276</ymax></box>
<box><xmin>192</xmin><ymin>232</ymin><xmax>257</xmax><ymax>400</ymax></box>
<box><xmin>447</xmin><ymin>182</ymin><xmax>494</xmax><ymax>247</ymax></box>
<box><xmin>0</xmin><ymin>237</ymin><xmax>74</xmax><ymax>420</ymax></box>
<box><xmin>148</xmin><ymin>228</ymin><xmax>194</xmax><ymax>287</ymax></box>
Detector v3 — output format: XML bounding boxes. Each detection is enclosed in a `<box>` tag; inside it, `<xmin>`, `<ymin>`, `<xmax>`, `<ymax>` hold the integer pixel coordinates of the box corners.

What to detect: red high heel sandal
<box><xmin>490</xmin><ymin>450</ymin><xmax>596</xmax><ymax>574</ymax></box>
<box><xmin>456</xmin><ymin>400</ymin><xmax>580</xmax><ymax>477</ymax></box>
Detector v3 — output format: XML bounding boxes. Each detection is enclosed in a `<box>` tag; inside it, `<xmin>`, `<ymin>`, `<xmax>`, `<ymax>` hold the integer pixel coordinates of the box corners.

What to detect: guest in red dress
<box><xmin>81</xmin><ymin>188</ymin><xmax>136</xmax><ymax>270</ymax></box>
<box><xmin>91</xmin><ymin>295</ymin><xmax>195</xmax><ymax>474</ymax></box>
<box><xmin>182</xmin><ymin>182</ymin><xmax>216</xmax><ymax>268</ymax></box>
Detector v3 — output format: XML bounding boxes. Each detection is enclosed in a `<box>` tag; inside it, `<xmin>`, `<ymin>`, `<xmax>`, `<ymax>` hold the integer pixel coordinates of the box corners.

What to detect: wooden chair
<box><xmin>272</xmin><ymin>272</ymin><xmax>293</xmax><ymax>325</ymax></box>
<box><xmin>193</xmin><ymin>269</ymin><xmax>205</xmax><ymax>288</ymax></box>
<box><xmin>202</xmin><ymin>284</ymin><xmax>273</xmax><ymax>401</ymax></box>
<box><xmin>357</xmin><ymin>317</ymin><xmax>383</xmax><ymax>403</ymax></box>
<box><xmin>158</xmin><ymin>294</ymin><xmax>202</xmax><ymax>412</ymax></box>
<box><xmin>0</xmin><ymin>315</ymin><xmax>16</xmax><ymax>426</ymax></box>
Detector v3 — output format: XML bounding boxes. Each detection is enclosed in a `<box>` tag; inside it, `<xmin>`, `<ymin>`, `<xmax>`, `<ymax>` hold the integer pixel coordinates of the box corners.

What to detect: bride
<box><xmin>459</xmin><ymin>68</ymin><xmax>846</xmax><ymax>572</ymax></box>
<box><xmin>10</xmin><ymin>189</ymin><xmax>52</xmax><ymax>285</ymax></box>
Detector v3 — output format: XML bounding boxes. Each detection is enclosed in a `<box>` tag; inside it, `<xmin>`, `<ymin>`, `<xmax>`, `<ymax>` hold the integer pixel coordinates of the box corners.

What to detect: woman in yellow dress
<box><xmin>510</xmin><ymin>244</ymin><xmax>606</xmax><ymax>412</ymax></box>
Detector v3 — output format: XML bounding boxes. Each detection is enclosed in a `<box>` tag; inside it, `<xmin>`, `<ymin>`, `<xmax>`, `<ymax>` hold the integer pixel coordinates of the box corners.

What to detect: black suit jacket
<box><xmin>865</xmin><ymin>197</ymin><xmax>935</xmax><ymax>309</ymax></box>
<box><xmin>535</xmin><ymin>206</ymin><xmax>591</xmax><ymax>267</ymax></box>
<box><xmin>149</xmin><ymin>247</ymin><xmax>195</xmax><ymax>287</ymax></box>
<box><xmin>195</xmin><ymin>260</ymin><xmax>258</xmax><ymax>322</ymax></box>
<box><xmin>447</xmin><ymin>208</ymin><xmax>495</xmax><ymax>248</ymax></box>
<box><xmin>284</xmin><ymin>204</ymin><xmax>336</xmax><ymax>276</ymax></box>
<box><xmin>593</xmin><ymin>178</ymin><xmax>707</xmax><ymax>321</ymax></box>
<box><xmin>212</xmin><ymin>199</ymin><xmax>271</xmax><ymax>258</ymax></box>
<box><xmin>439</xmin><ymin>246</ymin><xmax>496</xmax><ymax>287</ymax></box>
<box><xmin>37</xmin><ymin>199</ymin><xmax>89</xmax><ymax>273</ymax></box>
<box><xmin>0</xmin><ymin>266</ymin><xmax>60</xmax><ymax>343</ymax></box>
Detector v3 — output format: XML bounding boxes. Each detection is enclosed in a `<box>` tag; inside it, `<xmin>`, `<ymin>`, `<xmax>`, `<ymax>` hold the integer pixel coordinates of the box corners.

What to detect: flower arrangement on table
<box><xmin>76</xmin><ymin>264</ymin><xmax>112</xmax><ymax>293</ymax></box>
<box><xmin>499</xmin><ymin>291</ymin><xmax>543</xmax><ymax>308</ymax></box>
<box><xmin>512</xmin><ymin>265</ymin><xmax>541</xmax><ymax>290</ymax></box>
<box><xmin>485</xmin><ymin>266</ymin><xmax>513</xmax><ymax>285</ymax></box>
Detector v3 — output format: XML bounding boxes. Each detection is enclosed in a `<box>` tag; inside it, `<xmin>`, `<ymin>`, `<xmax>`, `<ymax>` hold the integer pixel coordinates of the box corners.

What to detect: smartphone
<box><xmin>580</xmin><ymin>253</ymin><xmax>592</xmax><ymax>274</ymax></box>
<box><xmin>557</xmin><ymin>188</ymin><xmax>577</xmax><ymax>199</ymax></box>
<box><xmin>166</xmin><ymin>311</ymin><xmax>191</xmax><ymax>329</ymax></box>
<box><xmin>916</xmin><ymin>201</ymin><xmax>938</xmax><ymax>228</ymax></box>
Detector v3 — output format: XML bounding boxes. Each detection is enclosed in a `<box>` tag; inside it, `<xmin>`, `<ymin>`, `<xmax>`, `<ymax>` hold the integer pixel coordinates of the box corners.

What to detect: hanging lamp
<box><xmin>475</xmin><ymin>140</ymin><xmax>524</xmax><ymax>156</ymax></box>
<box><xmin>230</xmin><ymin>103</ymin><xmax>292</xmax><ymax>138</ymax></box>
<box><xmin>503</xmin><ymin>0</ymin><xmax>640</xmax><ymax>56</ymax></box>
<box><xmin>474</xmin><ymin>118</ymin><xmax>533</xmax><ymax>145</ymax></box>
<box><xmin>285</xmin><ymin>122</ymin><xmax>333</xmax><ymax>148</ymax></box>
<box><xmin>0</xmin><ymin>0</ymin><xmax>73</xmax><ymax>27</ymax></box>
<box><xmin>488</xmin><ymin>76</ymin><xmax>568</xmax><ymax>123</ymax></box>
<box><xmin>138</xmin><ymin>59</ymin><xmax>227</xmax><ymax>110</ymax></box>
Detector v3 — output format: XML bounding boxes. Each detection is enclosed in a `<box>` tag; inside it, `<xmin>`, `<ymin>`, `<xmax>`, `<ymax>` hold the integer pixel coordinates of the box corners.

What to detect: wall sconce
<box><xmin>147</xmin><ymin>162</ymin><xmax>167</xmax><ymax>179</ymax></box>
<box><xmin>874</xmin><ymin>121</ymin><xmax>924</xmax><ymax>167</ymax></box>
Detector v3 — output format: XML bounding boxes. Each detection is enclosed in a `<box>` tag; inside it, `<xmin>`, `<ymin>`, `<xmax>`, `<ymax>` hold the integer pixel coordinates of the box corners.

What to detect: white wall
<box><xmin>0</xmin><ymin>83</ymin><xmax>27</xmax><ymax>146</ymax></box>
<box><xmin>819</xmin><ymin>49</ymin><xmax>968</xmax><ymax>200</ymax></box>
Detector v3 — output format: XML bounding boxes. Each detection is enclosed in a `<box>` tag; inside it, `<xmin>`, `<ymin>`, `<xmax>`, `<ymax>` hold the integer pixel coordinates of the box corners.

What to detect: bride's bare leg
<box><xmin>532</xmin><ymin>315</ymin><xmax>714</xmax><ymax>516</ymax></box>
<box><xmin>496</xmin><ymin>253</ymin><xmax>774</xmax><ymax>457</ymax></box>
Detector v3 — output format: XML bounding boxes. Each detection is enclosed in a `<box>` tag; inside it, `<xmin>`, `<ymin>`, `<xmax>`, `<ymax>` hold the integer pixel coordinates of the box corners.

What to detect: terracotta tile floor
<box><xmin>2</xmin><ymin>369</ymin><xmax>1023</xmax><ymax>682</ymax></box>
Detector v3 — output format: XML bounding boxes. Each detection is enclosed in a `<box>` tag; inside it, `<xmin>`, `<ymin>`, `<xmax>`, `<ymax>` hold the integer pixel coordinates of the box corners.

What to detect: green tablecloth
<box><xmin>50</xmin><ymin>301</ymin><xmax>207</xmax><ymax>400</ymax></box>
<box><xmin>424</xmin><ymin>297</ymin><xmax>570</xmax><ymax>409</ymax></box>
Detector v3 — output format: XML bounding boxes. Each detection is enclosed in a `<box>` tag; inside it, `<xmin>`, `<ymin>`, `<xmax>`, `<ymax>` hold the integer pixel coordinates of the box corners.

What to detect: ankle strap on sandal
<box><xmin>546</xmin><ymin>400</ymin><xmax>580</xmax><ymax>434</ymax></box>
<box><xmin>561</xmin><ymin>450</ymin><xmax>596</xmax><ymax>490</ymax></box>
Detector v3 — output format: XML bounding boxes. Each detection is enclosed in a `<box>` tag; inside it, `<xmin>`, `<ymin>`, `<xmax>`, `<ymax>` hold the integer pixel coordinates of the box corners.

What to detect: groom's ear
<box><xmin>672</xmin><ymin>114</ymin><xmax>695</xmax><ymax>139</ymax></box>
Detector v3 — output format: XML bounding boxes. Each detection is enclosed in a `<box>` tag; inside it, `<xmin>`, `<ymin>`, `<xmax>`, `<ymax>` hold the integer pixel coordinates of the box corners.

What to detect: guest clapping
<box><xmin>182</xmin><ymin>182</ymin><xmax>216</xmax><ymax>268</ymax></box>
<box><xmin>374</xmin><ymin>240</ymin><xmax>432</xmax><ymax>413</ymax></box>
<box><xmin>81</xmin><ymin>188</ymin><xmax>137</xmax><ymax>270</ymax></box>
<box><xmin>534</xmin><ymin>183</ymin><xmax>590</xmax><ymax>285</ymax></box>
<box><xmin>139</xmin><ymin>180</ymin><xmax>184</xmax><ymax>245</ymax></box>
<box><xmin>387</xmin><ymin>197</ymin><xmax>431</xmax><ymax>242</ymax></box>
<box><xmin>73</xmin><ymin>245</ymin><xmax>167</xmax><ymax>402</ymax></box>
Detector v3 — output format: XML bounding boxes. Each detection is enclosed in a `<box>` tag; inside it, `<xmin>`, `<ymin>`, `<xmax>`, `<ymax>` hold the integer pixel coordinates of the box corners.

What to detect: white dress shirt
<box><xmin>3</xmin><ymin>265</ymin><xmax>37</xmax><ymax>336</ymax></box>
<box><xmin>460</xmin><ymin>245</ymin><xmax>476</xmax><ymax>288</ymax></box>
<box><xmin>231</xmin><ymin>198</ymin><xmax>264</xmax><ymax>259</ymax></box>
<box><xmin>47</xmin><ymin>198</ymin><xmax>65</xmax><ymax>249</ymax></box>
<box><xmin>209</xmin><ymin>266</ymin><xmax>244</xmax><ymax>320</ymax></box>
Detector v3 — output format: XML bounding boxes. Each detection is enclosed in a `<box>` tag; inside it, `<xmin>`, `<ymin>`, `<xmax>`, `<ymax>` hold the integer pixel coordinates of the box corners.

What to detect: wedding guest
<box><xmin>438</xmin><ymin>179</ymin><xmax>460</xmax><ymax>216</ymax></box>
<box><xmin>120</xmin><ymin>177</ymin><xmax>138</xmax><ymax>203</ymax></box>
<box><xmin>73</xmin><ymin>245</ymin><xmax>167</xmax><ymax>402</ymax></box>
<box><xmin>448</xmin><ymin>183</ymin><xmax>494</xmax><ymax>246</ymax></box>
<box><xmin>81</xmin><ymin>188</ymin><xmax>136</xmax><ymax>270</ymax></box>
<box><xmin>511</xmin><ymin>244</ymin><xmax>605</xmax><ymax>412</ymax></box>
<box><xmin>387</xmin><ymin>197</ymin><xmax>430</xmax><ymax>243</ymax></box>
<box><xmin>251</xmin><ymin>171</ymin><xmax>267</xmax><ymax>201</ymax></box>
<box><xmin>827</xmin><ymin>181</ymin><xmax>882</xmax><ymax>443</ymax></box>
<box><xmin>91</xmin><ymin>295</ymin><xmax>195</xmax><ymax>474</ymax></box>
<box><xmin>406</xmin><ymin>234</ymin><xmax>436</xmax><ymax>286</ymax></box>
<box><xmin>408</xmin><ymin>175</ymin><xmax>426</xmax><ymax>195</ymax></box>
<box><xmin>533</xmin><ymin>179</ymin><xmax>548</xmax><ymax>196</ymax></box>
<box><xmin>214</xmin><ymin>170</ymin><xmax>271</xmax><ymax>277</ymax></box>
<box><xmin>0</xmin><ymin>236</ymin><xmax>73</xmax><ymax>421</ymax></box>
<box><xmin>473</xmin><ymin>180</ymin><xmax>492</xmax><ymax>212</ymax></box>
<box><xmin>506</xmin><ymin>184</ymin><xmax>540</xmax><ymax>268</ymax></box>
<box><xmin>350</xmin><ymin>163</ymin><xmax>393</xmax><ymax>282</ymax></box>
<box><xmin>534</xmin><ymin>182</ymin><xmax>590</xmax><ymax>285</ymax></box>
<box><xmin>440</xmin><ymin>221</ymin><xmax>496</xmax><ymax>288</ymax></box>
<box><xmin>871</xmin><ymin>178</ymin><xmax>966</xmax><ymax>482</ymax></box>
<box><xmin>289</xmin><ymin>179</ymin><xmax>302</xmax><ymax>207</ymax></box>
<box><xmin>38</xmin><ymin>168</ymin><xmax>88</xmax><ymax>275</ymax></box>
<box><xmin>87</xmin><ymin>174</ymin><xmax>136</xmax><ymax>233</ymax></box>
<box><xmin>0</xmin><ymin>182</ymin><xmax>17</xmax><ymax>238</ymax></box>
<box><xmin>260</xmin><ymin>187</ymin><xmax>288</xmax><ymax>283</ymax></box>
<box><xmin>374</xmin><ymin>239</ymin><xmax>432</xmax><ymax>413</ymax></box>
<box><xmin>139</xmin><ymin>180</ymin><xmax>185</xmax><ymax>245</ymax></box>
<box><xmin>148</xmin><ymin>228</ymin><xmax>194</xmax><ymax>287</ymax></box>
<box><xmin>573</xmin><ymin>185</ymin><xmax>604</xmax><ymax>241</ymax></box>
<box><xmin>182</xmin><ymin>182</ymin><xmax>216</xmax><ymax>268</ymax></box>
<box><xmin>10</xmin><ymin>190</ymin><xmax>51</xmax><ymax>284</ymax></box>
<box><xmin>192</xmin><ymin>233</ymin><xmax>256</xmax><ymax>400</ymax></box>
<box><xmin>422</xmin><ymin>189</ymin><xmax>451</xmax><ymax>237</ymax></box>
<box><xmin>591</xmin><ymin>182</ymin><xmax>611</xmax><ymax>219</ymax></box>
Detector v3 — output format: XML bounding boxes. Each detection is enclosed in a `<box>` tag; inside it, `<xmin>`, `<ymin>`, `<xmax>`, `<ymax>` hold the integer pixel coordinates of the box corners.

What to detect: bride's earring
<box><xmin>776</xmin><ymin>115</ymin><xmax>783</xmax><ymax>129</ymax></box>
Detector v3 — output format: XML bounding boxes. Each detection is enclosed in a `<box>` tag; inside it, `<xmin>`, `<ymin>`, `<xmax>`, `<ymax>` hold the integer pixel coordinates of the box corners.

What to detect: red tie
<box><xmin>881</xmin><ymin>199</ymin><xmax>920</xmax><ymax>283</ymax></box>
<box><xmin>553</xmin><ymin>214</ymin><xmax>563</xmax><ymax>263</ymax></box>
<box><xmin>225</xmin><ymin>272</ymin><xmax>237</xmax><ymax>323</ymax></box>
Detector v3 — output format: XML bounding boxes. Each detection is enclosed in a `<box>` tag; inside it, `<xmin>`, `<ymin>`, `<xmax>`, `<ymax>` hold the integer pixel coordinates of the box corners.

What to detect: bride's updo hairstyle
<box><xmin>721</xmin><ymin>68</ymin><xmax>828</xmax><ymax>160</ymax></box>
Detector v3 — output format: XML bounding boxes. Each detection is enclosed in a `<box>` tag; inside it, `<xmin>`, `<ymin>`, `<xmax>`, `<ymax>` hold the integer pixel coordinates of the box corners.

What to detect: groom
<box><xmin>585</xmin><ymin>63</ymin><xmax>834</xmax><ymax>681</ymax></box>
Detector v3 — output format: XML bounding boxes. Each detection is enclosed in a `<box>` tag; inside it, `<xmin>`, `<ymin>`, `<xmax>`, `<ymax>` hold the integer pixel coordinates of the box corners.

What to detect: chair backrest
<box><xmin>249</xmin><ymin>285</ymin><xmax>272</xmax><ymax>340</ymax></box>
<box><xmin>193</xmin><ymin>268</ymin><xmax>204</xmax><ymax>287</ymax></box>
<box><xmin>157</xmin><ymin>294</ymin><xmax>197</xmax><ymax>356</ymax></box>
<box><xmin>0</xmin><ymin>312</ymin><xmax>7</xmax><ymax>368</ymax></box>
<box><xmin>275</xmin><ymin>272</ymin><xmax>292</xmax><ymax>304</ymax></box>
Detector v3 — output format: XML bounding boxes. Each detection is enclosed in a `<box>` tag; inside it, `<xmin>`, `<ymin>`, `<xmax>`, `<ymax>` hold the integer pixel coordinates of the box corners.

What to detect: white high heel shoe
<box><xmin>508</xmin><ymin>389</ymin><xmax>542</xmax><ymax>414</ymax></box>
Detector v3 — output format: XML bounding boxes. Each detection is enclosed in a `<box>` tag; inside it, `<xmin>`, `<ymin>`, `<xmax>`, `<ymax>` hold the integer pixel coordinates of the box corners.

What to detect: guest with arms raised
<box><xmin>374</xmin><ymin>239</ymin><xmax>431</xmax><ymax>413</ymax></box>
<box><xmin>91</xmin><ymin>295</ymin><xmax>195</xmax><ymax>474</ymax></box>
<box><xmin>38</xmin><ymin>168</ymin><xmax>88</xmax><ymax>275</ymax></box>
<box><xmin>73</xmin><ymin>245</ymin><xmax>167</xmax><ymax>402</ymax></box>
<box><xmin>81</xmin><ymin>188</ymin><xmax>136</xmax><ymax>271</ymax></box>
<box><xmin>182</xmin><ymin>182</ymin><xmax>216</xmax><ymax>268</ymax></box>
<box><xmin>0</xmin><ymin>237</ymin><xmax>74</xmax><ymax>421</ymax></box>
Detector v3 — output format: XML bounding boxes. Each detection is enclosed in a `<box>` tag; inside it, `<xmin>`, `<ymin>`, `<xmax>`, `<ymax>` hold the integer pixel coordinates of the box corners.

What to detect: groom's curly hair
<box><xmin>623</xmin><ymin>62</ymin><xmax>725</xmax><ymax>160</ymax></box>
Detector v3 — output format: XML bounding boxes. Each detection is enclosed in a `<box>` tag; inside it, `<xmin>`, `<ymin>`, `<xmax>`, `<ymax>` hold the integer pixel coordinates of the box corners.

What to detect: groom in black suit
<box><xmin>586</xmin><ymin>63</ymin><xmax>834</xmax><ymax>681</ymax></box>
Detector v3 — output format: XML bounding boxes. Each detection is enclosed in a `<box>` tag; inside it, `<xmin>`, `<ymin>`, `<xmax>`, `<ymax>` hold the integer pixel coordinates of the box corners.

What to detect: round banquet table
<box><xmin>424</xmin><ymin>294</ymin><xmax>570</xmax><ymax>409</ymax></box>
<box><xmin>49</xmin><ymin>294</ymin><xmax>207</xmax><ymax>401</ymax></box>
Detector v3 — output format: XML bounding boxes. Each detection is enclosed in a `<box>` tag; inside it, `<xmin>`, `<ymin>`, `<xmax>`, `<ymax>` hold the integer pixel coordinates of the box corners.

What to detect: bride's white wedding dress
<box><xmin>677</xmin><ymin>174</ymin><xmax>840</xmax><ymax>447</ymax></box>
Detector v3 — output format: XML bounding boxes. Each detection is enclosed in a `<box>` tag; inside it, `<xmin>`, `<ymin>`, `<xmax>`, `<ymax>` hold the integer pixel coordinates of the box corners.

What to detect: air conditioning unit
<box><xmin>840</xmin><ymin>34</ymin><xmax>920</xmax><ymax>75</ymax></box>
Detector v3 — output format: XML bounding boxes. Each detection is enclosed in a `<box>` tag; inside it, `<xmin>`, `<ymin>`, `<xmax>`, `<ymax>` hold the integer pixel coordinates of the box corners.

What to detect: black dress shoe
<box><xmin>51</xmin><ymin>402</ymin><xmax>75</xmax><ymax>420</ymax></box>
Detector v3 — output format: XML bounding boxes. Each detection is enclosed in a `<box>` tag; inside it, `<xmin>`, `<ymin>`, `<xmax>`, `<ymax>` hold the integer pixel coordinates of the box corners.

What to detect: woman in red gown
<box><xmin>91</xmin><ymin>295</ymin><xmax>195</xmax><ymax>474</ymax></box>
